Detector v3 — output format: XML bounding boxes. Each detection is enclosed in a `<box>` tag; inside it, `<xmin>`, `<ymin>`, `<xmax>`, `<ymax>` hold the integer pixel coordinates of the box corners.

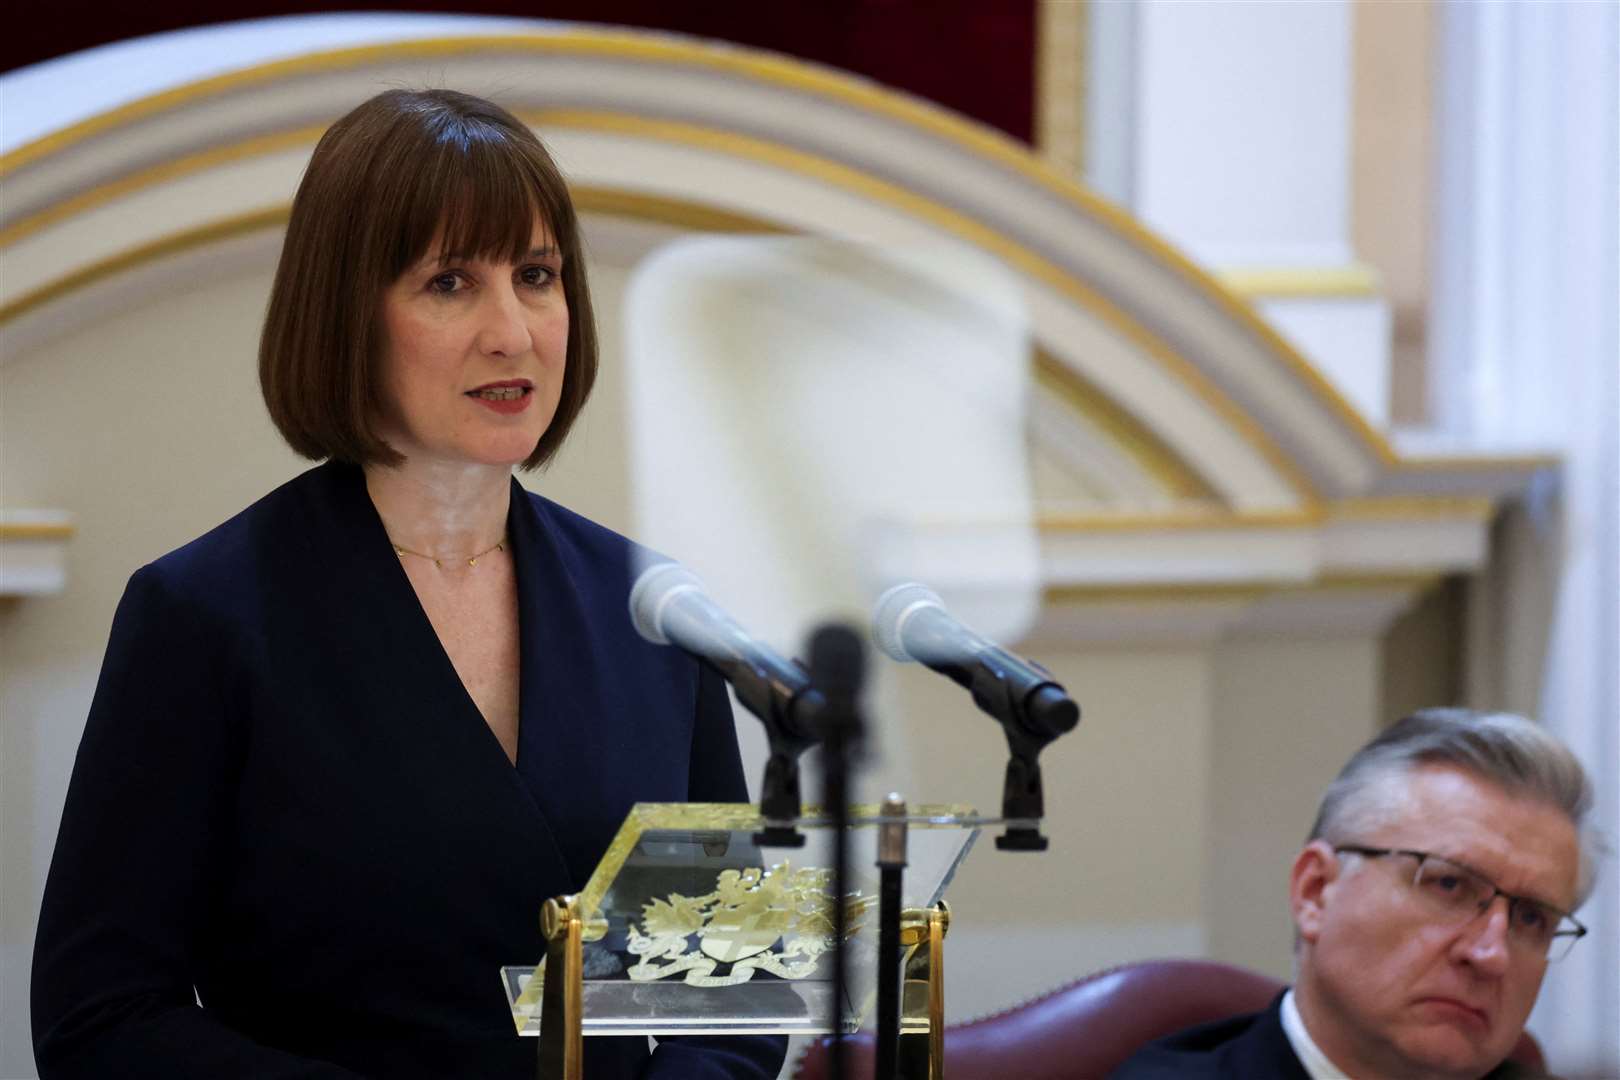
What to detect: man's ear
<box><xmin>1291</xmin><ymin>840</ymin><xmax>1340</xmax><ymax>944</ymax></box>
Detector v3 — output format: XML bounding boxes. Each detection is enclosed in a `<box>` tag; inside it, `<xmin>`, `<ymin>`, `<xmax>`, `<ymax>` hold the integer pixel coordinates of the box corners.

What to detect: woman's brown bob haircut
<box><xmin>260</xmin><ymin>88</ymin><xmax>597</xmax><ymax>471</ymax></box>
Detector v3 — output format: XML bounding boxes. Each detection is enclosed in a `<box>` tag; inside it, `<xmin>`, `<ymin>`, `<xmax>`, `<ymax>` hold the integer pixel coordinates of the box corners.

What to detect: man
<box><xmin>1113</xmin><ymin>709</ymin><xmax>1594</xmax><ymax>1080</ymax></box>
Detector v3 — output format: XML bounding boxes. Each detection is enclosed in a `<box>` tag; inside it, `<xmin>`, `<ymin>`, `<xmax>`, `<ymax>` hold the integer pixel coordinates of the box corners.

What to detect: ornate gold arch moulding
<box><xmin>1</xmin><ymin>110</ymin><xmax>1312</xmax><ymax>509</ymax></box>
<box><xmin>0</xmin><ymin>28</ymin><xmax>1394</xmax><ymax>476</ymax></box>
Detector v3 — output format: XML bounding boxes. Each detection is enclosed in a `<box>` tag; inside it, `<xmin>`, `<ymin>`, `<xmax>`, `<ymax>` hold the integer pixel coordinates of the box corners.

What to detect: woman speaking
<box><xmin>32</xmin><ymin>89</ymin><xmax>785</xmax><ymax>1079</ymax></box>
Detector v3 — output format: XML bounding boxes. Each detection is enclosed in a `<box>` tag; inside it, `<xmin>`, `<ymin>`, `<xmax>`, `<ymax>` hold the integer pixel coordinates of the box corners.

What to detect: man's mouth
<box><xmin>1419</xmin><ymin>997</ymin><xmax>1490</xmax><ymax>1028</ymax></box>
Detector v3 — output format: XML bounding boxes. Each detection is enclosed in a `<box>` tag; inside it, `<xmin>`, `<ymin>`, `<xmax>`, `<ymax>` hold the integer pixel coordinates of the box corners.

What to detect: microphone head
<box><xmin>807</xmin><ymin>622</ymin><xmax>866</xmax><ymax>700</ymax></box>
<box><xmin>629</xmin><ymin>560</ymin><xmax>705</xmax><ymax>645</ymax></box>
<box><xmin>872</xmin><ymin>582</ymin><xmax>945</xmax><ymax>663</ymax></box>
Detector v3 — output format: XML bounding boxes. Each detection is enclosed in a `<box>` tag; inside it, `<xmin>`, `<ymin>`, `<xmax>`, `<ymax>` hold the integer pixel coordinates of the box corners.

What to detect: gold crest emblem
<box><xmin>625</xmin><ymin>862</ymin><xmax>875</xmax><ymax>987</ymax></box>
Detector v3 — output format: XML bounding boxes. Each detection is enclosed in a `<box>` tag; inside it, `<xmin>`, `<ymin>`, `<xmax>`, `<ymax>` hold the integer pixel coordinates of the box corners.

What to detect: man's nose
<box><xmin>1456</xmin><ymin>896</ymin><xmax>1514</xmax><ymax>976</ymax></box>
<box><xmin>476</xmin><ymin>286</ymin><xmax>532</xmax><ymax>357</ymax></box>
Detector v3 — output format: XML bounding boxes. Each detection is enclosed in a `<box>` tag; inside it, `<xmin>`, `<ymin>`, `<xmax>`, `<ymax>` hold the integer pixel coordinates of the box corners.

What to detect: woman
<box><xmin>31</xmin><ymin>89</ymin><xmax>785</xmax><ymax>1079</ymax></box>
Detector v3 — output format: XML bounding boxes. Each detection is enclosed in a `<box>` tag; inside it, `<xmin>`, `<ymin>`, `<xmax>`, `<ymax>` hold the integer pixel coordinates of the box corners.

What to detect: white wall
<box><xmin>1</xmin><ymin>265</ymin><xmax>307</xmax><ymax>1076</ymax></box>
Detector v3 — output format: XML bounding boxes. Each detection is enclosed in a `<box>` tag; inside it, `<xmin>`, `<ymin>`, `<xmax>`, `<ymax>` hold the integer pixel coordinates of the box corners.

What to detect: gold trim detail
<box><xmin>927</xmin><ymin>904</ymin><xmax>947</xmax><ymax>1078</ymax></box>
<box><xmin>572</xmin><ymin>188</ymin><xmax>788</xmax><ymax>235</ymax></box>
<box><xmin>1042</xmin><ymin>572</ymin><xmax>1444</xmax><ymax>607</ymax></box>
<box><xmin>1039</xmin><ymin>495</ymin><xmax>1500</xmax><ymax>533</ymax></box>
<box><xmin>1216</xmin><ymin>265</ymin><xmax>1381</xmax><ymax>299</ymax></box>
<box><xmin>538</xmin><ymin>895</ymin><xmax>583</xmax><ymax>1080</ymax></box>
<box><xmin>0</xmin><ymin>206</ymin><xmax>289</xmax><ymax>324</ymax></box>
<box><xmin>1327</xmin><ymin>495</ymin><xmax>1496</xmax><ymax>522</ymax></box>
<box><xmin>1034</xmin><ymin>350</ymin><xmax>1217</xmax><ymax>502</ymax></box>
<box><xmin>1040</xmin><ymin>508</ymin><xmax>1320</xmax><ymax>532</ymax></box>
<box><xmin>0</xmin><ymin>125</ymin><xmax>325</xmax><ymax>249</ymax></box>
<box><xmin>0</xmin><ymin>522</ymin><xmax>77</xmax><ymax>541</ymax></box>
<box><xmin>1390</xmin><ymin>453</ymin><xmax>1560</xmax><ymax>474</ymax></box>
<box><xmin>0</xmin><ymin>29</ymin><xmax>1394</xmax><ymax>466</ymax></box>
<box><xmin>0</xmin><ymin>30</ymin><xmax>1039</xmax><ymax>179</ymax></box>
<box><xmin>577</xmin><ymin>802</ymin><xmax>974</xmax><ymax>919</ymax></box>
<box><xmin>1036</xmin><ymin>0</ymin><xmax>1087</xmax><ymax>176</ymax></box>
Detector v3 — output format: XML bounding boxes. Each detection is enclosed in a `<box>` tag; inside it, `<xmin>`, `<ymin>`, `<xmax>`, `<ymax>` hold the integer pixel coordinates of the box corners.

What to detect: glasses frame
<box><xmin>1332</xmin><ymin>844</ymin><xmax>1587</xmax><ymax>960</ymax></box>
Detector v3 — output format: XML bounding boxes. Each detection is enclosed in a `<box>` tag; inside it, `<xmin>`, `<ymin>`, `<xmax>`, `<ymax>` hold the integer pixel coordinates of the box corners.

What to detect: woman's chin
<box><xmin>383</xmin><ymin>441</ymin><xmax>541</xmax><ymax>473</ymax></box>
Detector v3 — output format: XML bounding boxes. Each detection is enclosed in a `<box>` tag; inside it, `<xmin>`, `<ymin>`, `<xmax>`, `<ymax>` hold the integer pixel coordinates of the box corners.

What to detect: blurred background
<box><xmin>3</xmin><ymin>2</ymin><xmax>1615</xmax><ymax>1077</ymax></box>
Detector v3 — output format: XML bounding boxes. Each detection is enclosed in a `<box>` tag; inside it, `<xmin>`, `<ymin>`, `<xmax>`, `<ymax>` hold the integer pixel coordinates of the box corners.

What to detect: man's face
<box><xmin>1291</xmin><ymin>765</ymin><xmax>1580</xmax><ymax>1080</ymax></box>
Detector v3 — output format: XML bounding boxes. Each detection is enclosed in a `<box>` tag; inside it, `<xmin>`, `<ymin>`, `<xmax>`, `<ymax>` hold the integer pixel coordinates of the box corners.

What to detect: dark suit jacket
<box><xmin>1110</xmin><ymin>991</ymin><xmax>1537</xmax><ymax>1080</ymax></box>
<box><xmin>32</xmin><ymin>461</ymin><xmax>785</xmax><ymax>1079</ymax></box>
<box><xmin>1107</xmin><ymin>993</ymin><xmax>1309</xmax><ymax>1080</ymax></box>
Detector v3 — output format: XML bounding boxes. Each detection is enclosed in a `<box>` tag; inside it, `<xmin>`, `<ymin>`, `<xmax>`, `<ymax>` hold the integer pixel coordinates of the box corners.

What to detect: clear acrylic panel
<box><xmin>503</xmin><ymin>803</ymin><xmax>987</xmax><ymax>1037</ymax></box>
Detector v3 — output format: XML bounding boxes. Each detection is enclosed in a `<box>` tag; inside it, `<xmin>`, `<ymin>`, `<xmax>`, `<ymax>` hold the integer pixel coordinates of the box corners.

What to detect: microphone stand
<box><xmin>696</xmin><ymin>655</ymin><xmax>821</xmax><ymax>848</ymax></box>
<box><xmin>806</xmin><ymin>624</ymin><xmax>865</xmax><ymax>1080</ymax></box>
<box><xmin>871</xmin><ymin>583</ymin><xmax>1079</xmax><ymax>850</ymax></box>
<box><xmin>956</xmin><ymin>663</ymin><xmax>1079</xmax><ymax>851</ymax></box>
<box><xmin>874</xmin><ymin>793</ymin><xmax>906</xmax><ymax>1080</ymax></box>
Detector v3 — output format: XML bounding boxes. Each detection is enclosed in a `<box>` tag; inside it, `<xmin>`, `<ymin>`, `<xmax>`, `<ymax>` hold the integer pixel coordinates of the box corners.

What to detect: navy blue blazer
<box><xmin>1110</xmin><ymin>992</ymin><xmax>1534</xmax><ymax>1080</ymax></box>
<box><xmin>32</xmin><ymin>461</ymin><xmax>785</xmax><ymax>1079</ymax></box>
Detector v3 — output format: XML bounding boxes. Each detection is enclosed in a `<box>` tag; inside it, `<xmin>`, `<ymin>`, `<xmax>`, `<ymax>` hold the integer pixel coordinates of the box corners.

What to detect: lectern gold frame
<box><xmin>505</xmin><ymin>803</ymin><xmax>981</xmax><ymax>1080</ymax></box>
<box><xmin>535</xmin><ymin>896</ymin><xmax>953</xmax><ymax>1080</ymax></box>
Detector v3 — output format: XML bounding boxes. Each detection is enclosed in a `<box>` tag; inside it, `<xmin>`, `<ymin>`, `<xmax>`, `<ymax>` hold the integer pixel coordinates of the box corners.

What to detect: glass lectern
<box><xmin>502</xmin><ymin>802</ymin><xmax>983</xmax><ymax>1079</ymax></box>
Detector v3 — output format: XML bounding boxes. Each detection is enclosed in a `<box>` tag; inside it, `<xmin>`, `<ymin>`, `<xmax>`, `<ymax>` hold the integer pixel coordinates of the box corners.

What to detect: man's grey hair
<box><xmin>1308</xmin><ymin>708</ymin><xmax>1597</xmax><ymax>904</ymax></box>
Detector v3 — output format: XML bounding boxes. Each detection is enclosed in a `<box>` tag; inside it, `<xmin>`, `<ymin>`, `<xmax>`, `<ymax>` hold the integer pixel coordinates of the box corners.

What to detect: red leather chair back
<box><xmin>792</xmin><ymin>959</ymin><xmax>1546</xmax><ymax>1079</ymax></box>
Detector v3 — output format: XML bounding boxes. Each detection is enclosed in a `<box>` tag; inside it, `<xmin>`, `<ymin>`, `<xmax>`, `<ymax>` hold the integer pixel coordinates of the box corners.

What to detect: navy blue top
<box><xmin>32</xmin><ymin>461</ymin><xmax>785</xmax><ymax>1079</ymax></box>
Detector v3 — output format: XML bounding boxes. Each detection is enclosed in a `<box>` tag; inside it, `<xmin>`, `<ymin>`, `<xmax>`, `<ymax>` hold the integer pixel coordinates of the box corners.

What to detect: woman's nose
<box><xmin>475</xmin><ymin>286</ymin><xmax>532</xmax><ymax>358</ymax></box>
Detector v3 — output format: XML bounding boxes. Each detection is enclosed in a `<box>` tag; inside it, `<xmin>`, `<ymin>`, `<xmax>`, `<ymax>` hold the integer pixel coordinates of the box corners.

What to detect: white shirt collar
<box><xmin>1281</xmin><ymin>988</ymin><xmax>1353</xmax><ymax>1080</ymax></box>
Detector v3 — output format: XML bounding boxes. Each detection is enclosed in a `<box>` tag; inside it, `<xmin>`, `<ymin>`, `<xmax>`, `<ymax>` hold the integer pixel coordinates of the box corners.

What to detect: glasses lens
<box><xmin>1546</xmin><ymin>925</ymin><xmax>1583</xmax><ymax>962</ymax></box>
<box><xmin>1411</xmin><ymin>855</ymin><xmax>1580</xmax><ymax>957</ymax></box>
<box><xmin>1411</xmin><ymin>856</ymin><xmax>1491</xmax><ymax>917</ymax></box>
<box><xmin>1505</xmin><ymin>898</ymin><xmax>1561</xmax><ymax>950</ymax></box>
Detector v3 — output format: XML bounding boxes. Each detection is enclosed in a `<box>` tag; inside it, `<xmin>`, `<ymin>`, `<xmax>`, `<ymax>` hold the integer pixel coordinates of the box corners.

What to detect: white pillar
<box><xmin>1095</xmin><ymin>0</ymin><xmax>1392</xmax><ymax>429</ymax></box>
<box><xmin>1131</xmin><ymin>0</ymin><xmax>1353</xmax><ymax>268</ymax></box>
<box><xmin>1431</xmin><ymin>3</ymin><xmax>1620</xmax><ymax>1075</ymax></box>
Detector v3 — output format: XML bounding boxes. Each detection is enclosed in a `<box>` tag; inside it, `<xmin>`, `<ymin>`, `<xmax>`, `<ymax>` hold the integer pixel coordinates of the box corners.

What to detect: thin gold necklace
<box><xmin>390</xmin><ymin>536</ymin><xmax>507</xmax><ymax>569</ymax></box>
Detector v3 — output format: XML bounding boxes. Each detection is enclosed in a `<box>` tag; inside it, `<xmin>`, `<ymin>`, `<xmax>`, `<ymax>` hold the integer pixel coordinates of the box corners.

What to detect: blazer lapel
<box><xmin>293</xmin><ymin>461</ymin><xmax>575</xmax><ymax>891</ymax></box>
<box><xmin>508</xmin><ymin>480</ymin><xmax>632</xmax><ymax>890</ymax></box>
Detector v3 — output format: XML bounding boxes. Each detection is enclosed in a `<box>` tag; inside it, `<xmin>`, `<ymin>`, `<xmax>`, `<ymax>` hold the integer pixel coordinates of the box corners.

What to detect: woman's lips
<box><xmin>466</xmin><ymin>383</ymin><xmax>533</xmax><ymax>414</ymax></box>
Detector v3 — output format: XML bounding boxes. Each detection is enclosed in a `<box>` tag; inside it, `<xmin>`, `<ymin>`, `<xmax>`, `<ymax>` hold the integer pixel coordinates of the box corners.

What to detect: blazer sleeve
<box><xmin>31</xmin><ymin>566</ymin><xmax>360</xmax><ymax>1079</ymax></box>
<box><xmin>642</xmin><ymin>660</ymin><xmax>787</xmax><ymax>1080</ymax></box>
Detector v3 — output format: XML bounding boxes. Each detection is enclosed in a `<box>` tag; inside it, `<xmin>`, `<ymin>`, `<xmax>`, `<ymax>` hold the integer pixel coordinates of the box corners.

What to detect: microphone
<box><xmin>630</xmin><ymin>560</ymin><xmax>820</xmax><ymax>743</ymax></box>
<box><xmin>875</xmin><ymin>582</ymin><xmax>1079</xmax><ymax>850</ymax></box>
<box><xmin>873</xmin><ymin>583</ymin><xmax>1078</xmax><ymax>740</ymax></box>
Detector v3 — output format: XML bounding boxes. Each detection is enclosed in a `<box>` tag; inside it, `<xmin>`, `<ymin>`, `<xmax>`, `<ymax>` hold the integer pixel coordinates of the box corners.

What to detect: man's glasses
<box><xmin>1333</xmin><ymin>845</ymin><xmax>1586</xmax><ymax>961</ymax></box>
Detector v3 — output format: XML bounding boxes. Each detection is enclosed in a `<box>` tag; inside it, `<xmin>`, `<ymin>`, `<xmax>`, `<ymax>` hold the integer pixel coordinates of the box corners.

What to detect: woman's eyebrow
<box><xmin>416</xmin><ymin>244</ymin><xmax>559</xmax><ymax>268</ymax></box>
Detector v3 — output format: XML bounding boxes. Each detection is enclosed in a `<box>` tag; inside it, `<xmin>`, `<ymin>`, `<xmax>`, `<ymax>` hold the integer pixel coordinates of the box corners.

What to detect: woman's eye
<box><xmin>519</xmin><ymin>265</ymin><xmax>556</xmax><ymax>288</ymax></box>
<box><xmin>428</xmin><ymin>272</ymin><xmax>463</xmax><ymax>294</ymax></box>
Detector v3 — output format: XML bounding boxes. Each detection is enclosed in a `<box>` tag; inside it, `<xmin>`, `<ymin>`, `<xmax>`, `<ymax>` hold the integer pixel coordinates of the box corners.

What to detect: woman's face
<box><xmin>376</xmin><ymin>218</ymin><xmax>568</xmax><ymax>470</ymax></box>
